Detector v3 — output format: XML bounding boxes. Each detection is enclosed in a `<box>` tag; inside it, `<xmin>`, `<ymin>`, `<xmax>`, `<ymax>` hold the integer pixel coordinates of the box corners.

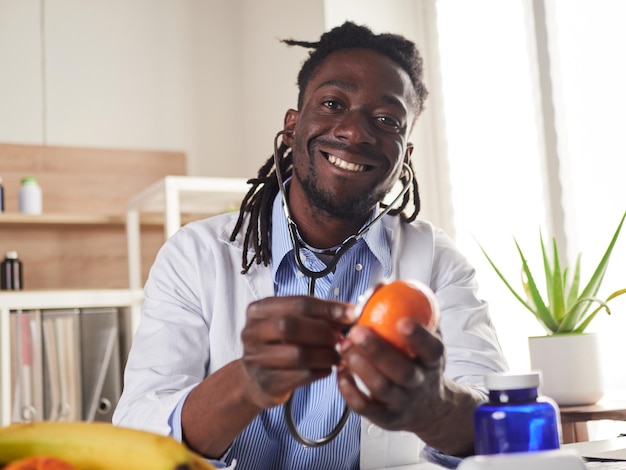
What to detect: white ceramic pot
<box><xmin>528</xmin><ymin>333</ymin><xmax>605</xmax><ymax>406</ymax></box>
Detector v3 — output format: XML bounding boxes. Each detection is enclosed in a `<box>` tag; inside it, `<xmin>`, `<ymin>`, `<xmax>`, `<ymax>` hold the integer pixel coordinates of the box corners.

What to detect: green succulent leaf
<box><xmin>574</xmin><ymin>288</ymin><xmax>626</xmax><ymax>333</ymax></box>
<box><xmin>566</xmin><ymin>254</ymin><xmax>582</xmax><ymax>310</ymax></box>
<box><xmin>606</xmin><ymin>288</ymin><xmax>626</xmax><ymax>302</ymax></box>
<box><xmin>560</xmin><ymin>296</ymin><xmax>610</xmax><ymax>333</ymax></box>
<box><xmin>562</xmin><ymin>212</ymin><xmax>626</xmax><ymax>331</ymax></box>
<box><xmin>478</xmin><ymin>211</ymin><xmax>626</xmax><ymax>334</ymax></box>
<box><xmin>515</xmin><ymin>238</ymin><xmax>559</xmax><ymax>332</ymax></box>
<box><xmin>477</xmin><ymin>241</ymin><xmax>536</xmax><ymax>315</ymax></box>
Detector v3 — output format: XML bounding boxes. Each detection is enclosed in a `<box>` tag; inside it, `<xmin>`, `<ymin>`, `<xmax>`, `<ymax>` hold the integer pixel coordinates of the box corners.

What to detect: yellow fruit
<box><xmin>0</xmin><ymin>421</ymin><xmax>215</xmax><ymax>470</ymax></box>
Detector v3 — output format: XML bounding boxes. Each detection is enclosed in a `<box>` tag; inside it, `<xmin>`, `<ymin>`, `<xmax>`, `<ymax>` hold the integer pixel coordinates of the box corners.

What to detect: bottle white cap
<box><xmin>484</xmin><ymin>371</ymin><xmax>542</xmax><ymax>390</ymax></box>
<box><xmin>5</xmin><ymin>251</ymin><xmax>18</xmax><ymax>259</ymax></box>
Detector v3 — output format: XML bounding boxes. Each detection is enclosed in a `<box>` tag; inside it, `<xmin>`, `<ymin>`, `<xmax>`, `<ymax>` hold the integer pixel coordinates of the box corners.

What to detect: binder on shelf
<box><xmin>8</xmin><ymin>307</ymin><xmax>122</xmax><ymax>423</ymax></box>
<box><xmin>42</xmin><ymin>308</ymin><xmax>82</xmax><ymax>421</ymax></box>
<box><xmin>10</xmin><ymin>310</ymin><xmax>44</xmax><ymax>423</ymax></box>
<box><xmin>80</xmin><ymin>307</ymin><xmax>121</xmax><ymax>423</ymax></box>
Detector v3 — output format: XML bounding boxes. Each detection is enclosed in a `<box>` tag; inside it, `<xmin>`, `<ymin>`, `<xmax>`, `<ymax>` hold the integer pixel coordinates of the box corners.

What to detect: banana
<box><xmin>0</xmin><ymin>421</ymin><xmax>216</xmax><ymax>470</ymax></box>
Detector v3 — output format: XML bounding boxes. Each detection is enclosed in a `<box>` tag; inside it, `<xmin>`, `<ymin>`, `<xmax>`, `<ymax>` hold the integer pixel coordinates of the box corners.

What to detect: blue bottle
<box><xmin>474</xmin><ymin>371</ymin><xmax>560</xmax><ymax>455</ymax></box>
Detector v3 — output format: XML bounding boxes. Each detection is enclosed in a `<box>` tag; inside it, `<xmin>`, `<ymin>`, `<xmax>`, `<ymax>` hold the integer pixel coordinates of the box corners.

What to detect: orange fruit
<box><xmin>3</xmin><ymin>457</ymin><xmax>79</xmax><ymax>470</ymax></box>
<box><xmin>355</xmin><ymin>279</ymin><xmax>439</xmax><ymax>357</ymax></box>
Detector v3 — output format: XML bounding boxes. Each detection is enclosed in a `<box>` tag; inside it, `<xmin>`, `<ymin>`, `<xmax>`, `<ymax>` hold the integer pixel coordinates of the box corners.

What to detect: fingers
<box><xmin>340</xmin><ymin>326</ymin><xmax>421</xmax><ymax>395</ymax></box>
<box><xmin>241</xmin><ymin>296</ymin><xmax>354</xmax><ymax>407</ymax></box>
<box><xmin>244</xmin><ymin>310</ymin><xmax>340</xmax><ymax>346</ymax></box>
<box><xmin>244</xmin><ymin>342</ymin><xmax>341</xmax><ymax>369</ymax></box>
<box><xmin>244</xmin><ymin>296</ymin><xmax>355</xmax><ymax>348</ymax></box>
<box><xmin>338</xmin><ymin>321</ymin><xmax>444</xmax><ymax>406</ymax></box>
<box><xmin>242</xmin><ymin>364</ymin><xmax>332</xmax><ymax>408</ymax></box>
<box><xmin>395</xmin><ymin>318</ymin><xmax>444</xmax><ymax>367</ymax></box>
<box><xmin>241</xmin><ymin>342</ymin><xmax>337</xmax><ymax>407</ymax></box>
<box><xmin>248</xmin><ymin>296</ymin><xmax>356</xmax><ymax>325</ymax></box>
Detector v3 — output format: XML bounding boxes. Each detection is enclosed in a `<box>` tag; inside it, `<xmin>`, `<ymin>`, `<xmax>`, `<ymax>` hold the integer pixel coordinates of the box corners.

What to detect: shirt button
<box><xmin>296</xmin><ymin>271</ymin><xmax>304</xmax><ymax>278</ymax></box>
<box><xmin>367</xmin><ymin>424</ymin><xmax>383</xmax><ymax>437</ymax></box>
<box><xmin>355</xmin><ymin>263</ymin><xmax>363</xmax><ymax>271</ymax></box>
<box><xmin>333</xmin><ymin>287</ymin><xmax>340</xmax><ymax>296</ymax></box>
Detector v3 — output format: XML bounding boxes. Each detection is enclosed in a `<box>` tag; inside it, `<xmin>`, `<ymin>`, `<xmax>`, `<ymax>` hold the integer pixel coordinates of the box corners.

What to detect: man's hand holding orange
<box><xmin>337</xmin><ymin>279</ymin><xmax>447</xmax><ymax>432</ymax></box>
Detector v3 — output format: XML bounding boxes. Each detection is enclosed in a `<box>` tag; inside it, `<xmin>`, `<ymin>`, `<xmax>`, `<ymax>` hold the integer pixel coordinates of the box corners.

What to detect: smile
<box><xmin>326</xmin><ymin>154</ymin><xmax>369</xmax><ymax>172</ymax></box>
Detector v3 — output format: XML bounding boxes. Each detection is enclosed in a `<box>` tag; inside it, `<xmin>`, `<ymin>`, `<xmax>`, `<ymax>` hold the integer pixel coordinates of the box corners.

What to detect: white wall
<box><xmin>44</xmin><ymin>0</ymin><xmax>195</xmax><ymax>151</ymax></box>
<box><xmin>190</xmin><ymin>0</ymin><xmax>325</xmax><ymax>177</ymax></box>
<box><xmin>0</xmin><ymin>0</ymin><xmax>42</xmax><ymax>143</ymax></box>
<box><xmin>237</xmin><ymin>2</ymin><xmax>325</xmax><ymax>177</ymax></box>
<box><xmin>0</xmin><ymin>0</ymin><xmax>325</xmax><ymax>178</ymax></box>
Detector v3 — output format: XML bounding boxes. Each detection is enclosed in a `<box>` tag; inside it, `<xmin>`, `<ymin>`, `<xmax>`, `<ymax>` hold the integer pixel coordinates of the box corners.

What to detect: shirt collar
<box><xmin>270</xmin><ymin>182</ymin><xmax>392</xmax><ymax>279</ymax></box>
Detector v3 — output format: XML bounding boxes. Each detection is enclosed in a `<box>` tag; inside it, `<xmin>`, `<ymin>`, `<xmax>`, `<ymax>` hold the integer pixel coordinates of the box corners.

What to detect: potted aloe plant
<box><xmin>479</xmin><ymin>211</ymin><xmax>626</xmax><ymax>406</ymax></box>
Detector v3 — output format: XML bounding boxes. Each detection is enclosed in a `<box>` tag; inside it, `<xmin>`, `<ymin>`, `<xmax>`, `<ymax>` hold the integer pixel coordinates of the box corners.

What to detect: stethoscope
<box><xmin>273</xmin><ymin>129</ymin><xmax>415</xmax><ymax>447</ymax></box>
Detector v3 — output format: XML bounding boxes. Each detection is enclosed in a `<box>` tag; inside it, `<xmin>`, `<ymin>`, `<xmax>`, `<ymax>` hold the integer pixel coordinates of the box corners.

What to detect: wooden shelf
<box><xmin>0</xmin><ymin>212</ymin><xmax>222</xmax><ymax>227</ymax></box>
<box><xmin>0</xmin><ymin>212</ymin><xmax>127</xmax><ymax>226</ymax></box>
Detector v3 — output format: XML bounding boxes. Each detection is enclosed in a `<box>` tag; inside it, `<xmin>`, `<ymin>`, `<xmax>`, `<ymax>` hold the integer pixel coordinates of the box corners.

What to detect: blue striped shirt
<box><xmin>222</xmin><ymin>191</ymin><xmax>392</xmax><ymax>469</ymax></box>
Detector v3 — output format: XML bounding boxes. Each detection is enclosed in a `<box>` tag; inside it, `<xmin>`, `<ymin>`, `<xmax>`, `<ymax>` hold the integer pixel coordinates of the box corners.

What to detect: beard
<box><xmin>292</xmin><ymin>139</ymin><xmax>393</xmax><ymax>220</ymax></box>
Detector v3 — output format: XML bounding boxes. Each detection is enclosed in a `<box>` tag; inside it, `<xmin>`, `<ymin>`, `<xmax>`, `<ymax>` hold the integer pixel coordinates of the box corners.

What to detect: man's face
<box><xmin>286</xmin><ymin>48</ymin><xmax>416</xmax><ymax>222</ymax></box>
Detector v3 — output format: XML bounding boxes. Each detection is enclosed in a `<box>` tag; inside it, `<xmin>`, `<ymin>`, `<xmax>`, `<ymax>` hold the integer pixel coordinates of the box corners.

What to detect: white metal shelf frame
<box><xmin>125</xmin><ymin>176</ymin><xmax>249</xmax><ymax>291</ymax></box>
<box><xmin>0</xmin><ymin>288</ymin><xmax>143</xmax><ymax>426</ymax></box>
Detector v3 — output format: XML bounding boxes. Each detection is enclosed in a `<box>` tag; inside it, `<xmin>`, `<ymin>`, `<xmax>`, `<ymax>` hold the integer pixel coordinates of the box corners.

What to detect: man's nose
<box><xmin>333</xmin><ymin>111</ymin><xmax>376</xmax><ymax>145</ymax></box>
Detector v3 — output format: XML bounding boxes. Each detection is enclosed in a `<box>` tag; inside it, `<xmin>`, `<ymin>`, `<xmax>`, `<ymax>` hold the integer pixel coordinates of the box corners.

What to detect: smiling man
<box><xmin>113</xmin><ymin>22</ymin><xmax>507</xmax><ymax>470</ymax></box>
<box><xmin>286</xmin><ymin>47</ymin><xmax>413</xmax><ymax>244</ymax></box>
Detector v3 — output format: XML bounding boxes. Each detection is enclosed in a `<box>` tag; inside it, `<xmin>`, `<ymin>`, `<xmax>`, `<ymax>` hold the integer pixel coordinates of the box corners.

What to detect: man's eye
<box><xmin>377</xmin><ymin>116</ymin><xmax>401</xmax><ymax>129</ymax></box>
<box><xmin>323</xmin><ymin>100</ymin><xmax>343</xmax><ymax>110</ymax></box>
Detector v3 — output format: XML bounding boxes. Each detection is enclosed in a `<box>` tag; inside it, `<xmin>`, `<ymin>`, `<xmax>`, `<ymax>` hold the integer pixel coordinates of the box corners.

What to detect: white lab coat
<box><xmin>113</xmin><ymin>209</ymin><xmax>507</xmax><ymax>469</ymax></box>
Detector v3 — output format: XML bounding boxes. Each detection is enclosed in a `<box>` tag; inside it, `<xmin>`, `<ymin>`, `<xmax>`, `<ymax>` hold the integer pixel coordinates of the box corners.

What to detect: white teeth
<box><xmin>327</xmin><ymin>154</ymin><xmax>366</xmax><ymax>172</ymax></box>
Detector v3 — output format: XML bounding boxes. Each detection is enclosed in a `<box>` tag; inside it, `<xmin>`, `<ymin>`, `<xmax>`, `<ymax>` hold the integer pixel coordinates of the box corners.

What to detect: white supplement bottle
<box><xmin>19</xmin><ymin>177</ymin><xmax>43</xmax><ymax>214</ymax></box>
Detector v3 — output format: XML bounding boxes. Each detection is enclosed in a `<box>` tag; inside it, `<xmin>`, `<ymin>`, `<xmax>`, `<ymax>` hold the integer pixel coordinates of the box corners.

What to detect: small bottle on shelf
<box><xmin>1</xmin><ymin>250</ymin><xmax>23</xmax><ymax>290</ymax></box>
<box><xmin>0</xmin><ymin>176</ymin><xmax>4</xmax><ymax>212</ymax></box>
<box><xmin>19</xmin><ymin>177</ymin><xmax>43</xmax><ymax>215</ymax></box>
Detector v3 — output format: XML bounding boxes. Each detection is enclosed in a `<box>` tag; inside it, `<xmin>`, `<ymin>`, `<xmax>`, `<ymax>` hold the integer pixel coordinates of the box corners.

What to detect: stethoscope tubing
<box><xmin>274</xmin><ymin>129</ymin><xmax>414</xmax><ymax>447</ymax></box>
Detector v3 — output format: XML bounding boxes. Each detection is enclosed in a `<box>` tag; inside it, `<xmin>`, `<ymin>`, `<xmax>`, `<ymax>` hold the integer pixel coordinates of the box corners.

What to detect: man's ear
<box><xmin>282</xmin><ymin>109</ymin><xmax>299</xmax><ymax>147</ymax></box>
<box><xmin>404</xmin><ymin>143</ymin><xmax>415</xmax><ymax>163</ymax></box>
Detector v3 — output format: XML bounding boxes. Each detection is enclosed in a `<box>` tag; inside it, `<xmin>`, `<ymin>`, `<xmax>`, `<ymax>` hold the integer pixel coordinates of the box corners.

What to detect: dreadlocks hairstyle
<box><xmin>230</xmin><ymin>21</ymin><xmax>429</xmax><ymax>274</ymax></box>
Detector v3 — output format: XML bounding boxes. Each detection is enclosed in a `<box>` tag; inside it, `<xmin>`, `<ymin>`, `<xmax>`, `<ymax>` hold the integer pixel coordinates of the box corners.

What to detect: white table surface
<box><xmin>563</xmin><ymin>437</ymin><xmax>626</xmax><ymax>460</ymax></box>
<box><xmin>374</xmin><ymin>438</ymin><xmax>626</xmax><ymax>469</ymax></box>
<box><xmin>382</xmin><ymin>464</ymin><xmax>445</xmax><ymax>469</ymax></box>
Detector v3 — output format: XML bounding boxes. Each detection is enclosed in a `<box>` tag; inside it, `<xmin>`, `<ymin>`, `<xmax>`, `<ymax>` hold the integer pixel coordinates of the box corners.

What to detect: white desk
<box><xmin>564</xmin><ymin>437</ymin><xmax>626</xmax><ymax>460</ymax></box>
<box><xmin>383</xmin><ymin>465</ymin><xmax>445</xmax><ymax>469</ymax></box>
<box><xmin>375</xmin><ymin>439</ymin><xmax>626</xmax><ymax>469</ymax></box>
